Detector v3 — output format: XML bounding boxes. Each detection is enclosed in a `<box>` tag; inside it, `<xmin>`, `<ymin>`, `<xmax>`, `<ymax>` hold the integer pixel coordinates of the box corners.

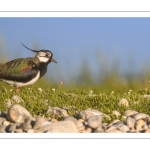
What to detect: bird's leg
<box><xmin>16</xmin><ymin>87</ymin><xmax>20</xmax><ymax>93</ymax></box>
<box><xmin>31</xmin><ymin>84</ymin><xmax>34</xmax><ymax>91</ymax></box>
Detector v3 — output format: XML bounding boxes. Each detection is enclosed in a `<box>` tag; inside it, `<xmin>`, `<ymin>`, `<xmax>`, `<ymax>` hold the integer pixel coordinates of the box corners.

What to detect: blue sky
<box><xmin>0</xmin><ymin>18</ymin><xmax>150</xmax><ymax>82</ymax></box>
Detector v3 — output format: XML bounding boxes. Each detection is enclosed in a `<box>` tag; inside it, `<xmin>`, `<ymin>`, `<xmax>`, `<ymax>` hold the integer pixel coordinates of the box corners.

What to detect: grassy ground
<box><xmin>0</xmin><ymin>78</ymin><xmax>150</xmax><ymax>123</ymax></box>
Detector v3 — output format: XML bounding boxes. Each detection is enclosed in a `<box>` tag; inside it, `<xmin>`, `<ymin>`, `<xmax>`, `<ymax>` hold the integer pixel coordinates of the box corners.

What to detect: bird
<box><xmin>0</xmin><ymin>43</ymin><xmax>57</xmax><ymax>92</ymax></box>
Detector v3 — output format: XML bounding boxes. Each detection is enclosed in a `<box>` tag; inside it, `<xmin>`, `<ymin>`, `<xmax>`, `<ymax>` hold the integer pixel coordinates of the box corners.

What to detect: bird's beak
<box><xmin>51</xmin><ymin>58</ymin><xmax>57</xmax><ymax>63</ymax></box>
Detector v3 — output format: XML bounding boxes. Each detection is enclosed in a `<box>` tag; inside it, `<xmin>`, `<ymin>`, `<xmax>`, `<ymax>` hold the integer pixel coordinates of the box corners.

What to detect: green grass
<box><xmin>0</xmin><ymin>80</ymin><xmax>150</xmax><ymax>123</ymax></box>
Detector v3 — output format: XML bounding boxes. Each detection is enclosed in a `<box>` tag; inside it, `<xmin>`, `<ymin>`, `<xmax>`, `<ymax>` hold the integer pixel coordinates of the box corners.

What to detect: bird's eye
<box><xmin>46</xmin><ymin>52</ymin><xmax>51</xmax><ymax>57</ymax></box>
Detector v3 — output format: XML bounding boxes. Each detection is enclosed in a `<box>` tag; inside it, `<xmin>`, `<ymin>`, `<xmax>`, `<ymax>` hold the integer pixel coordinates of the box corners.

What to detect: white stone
<box><xmin>87</xmin><ymin>115</ymin><xmax>102</xmax><ymax>129</ymax></box>
<box><xmin>119</xmin><ymin>98</ymin><xmax>129</xmax><ymax>107</ymax></box>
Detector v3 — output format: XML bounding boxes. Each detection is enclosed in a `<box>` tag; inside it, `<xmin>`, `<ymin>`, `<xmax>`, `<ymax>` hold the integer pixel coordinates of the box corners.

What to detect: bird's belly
<box><xmin>1</xmin><ymin>71</ymin><xmax>40</xmax><ymax>87</ymax></box>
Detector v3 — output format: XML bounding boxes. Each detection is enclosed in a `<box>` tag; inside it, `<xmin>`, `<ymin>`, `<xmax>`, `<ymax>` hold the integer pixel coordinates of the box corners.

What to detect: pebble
<box><xmin>142</xmin><ymin>124</ymin><xmax>149</xmax><ymax>131</ymax></box>
<box><xmin>135</xmin><ymin>119</ymin><xmax>145</xmax><ymax>131</ymax></box>
<box><xmin>112</xmin><ymin>110</ymin><xmax>121</xmax><ymax>117</ymax></box>
<box><xmin>14</xmin><ymin>129</ymin><xmax>23</xmax><ymax>133</ymax></box>
<box><xmin>44</xmin><ymin>121</ymin><xmax>78</xmax><ymax>133</ymax></box>
<box><xmin>79</xmin><ymin>109</ymin><xmax>104</xmax><ymax>120</ymax></box>
<box><xmin>27</xmin><ymin>129</ymin><xmax>34</xmax><ymax>133</ymax></box>
<box><xmin>106</xmin><ymin>126</ymin><xmax>117</xmax><ymax>132</ymax></box>
<box><xmin>145</xmin><ymin>129</ymin><xmax>150</xmax><ymax>133</ymax></box>
<box><xmin>87</xmin><ymin>115</ymin><xmax>102</xmax><ymax>129</ymax></box>
<box><xmin>106</xmin><ymin>129</ymin><xmax>122</xmax><ymax>133</ymax></box>
<box><xmin>124</xmin><ymin>110</ymin><xmax>138</xmax><ymax>117</ymax></box>
<box><xmin>7</xmin><ymin>104</ymin><xmax>33</xmax><ymax>123</ymax></box>
<box><xmin>0</xmin><ymin>125</ymin><xmax>7</xmax><ymax>133</ymax></box>
<box><xmin>1</xmin><ymin>102</ymin><xmax>150</xmax><ymax>133</ymax></box>
<box><xmin>132</xmin><ymin>113</ymin><xmax>149</xmax><ymax>121</ymax></box>
<box><xmin>3</xmin><ymin>120</ymin><xmax>10</xmax><ymax>126</ymax></box>
<box><xmin>117</xmin><ymin>125</ymin><xmax>129</xmax><ymax>133</ymax></box>
<box><xmin>47</xmin><ymin>107</ymin><xmax>68</xmax><ymax>117</ymax></box>
<box><xmin>0</xmin><ymin>117</ymin><xmax>6</xmax><ymax>125</ymax></box>
<box><xmin>19</xmin><ymin>120</ymin><xmax>33</xmax><ymax>130</ymax></box>
<box><xmin>63</xmin><ymin>116</ymin><xmax>78</xmax><ymax>126</ymax></box>
<box><xmin>119</xmin><ymin>98</ymin><xmax>129</xmax><ymax>107</ymax></box>
<box><xmin>11</xmin><ymin>95</ymin><xmax>24</xmax><ymax>103</ymax></box>
<box><xmin>7</xmin><ymin>122</ymin><xmax>21</xmax><ymax>132</ymax></box>
<box><xmin>33</xmin><ymin>117</ymin><xmax>45</xmax><ymax>130</ymax></box>
<box><xmin>125</xmin><ymin>117</ymin><xmax>136</xmax><ymax>130</ymax></box>
<box><xmin>112</xmin><ymin>121</ymin><xmax>124</xmax><ymax>128</ymax></box>
<box><xmin>51</xmin><ymin>118</ymin><xmax>58</xmax><ymax>123</ymax></box>
<box><xmin>40</xmin><ymin>121</ymin><xmax>52</xmax><ymax>128</ymax></box>
<box><xmin>76</xmin><ymin>121</ymin><xmax>85</xmax><ymax>132</ymax></box>
<box><xmin>84</xmin><ymin>127</ymin><xmax>92</xmax><ymax>133</ymax></box>
<box><xmin>93</xmin><ymin>125</ymin><xmax>104</xmax><ymax>133</ymax></box>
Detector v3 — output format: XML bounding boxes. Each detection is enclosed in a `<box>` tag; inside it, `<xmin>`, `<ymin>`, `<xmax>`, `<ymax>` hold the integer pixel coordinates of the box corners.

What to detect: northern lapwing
<box><xmin>0</xmin><ymin>43</ymin><xmax>57</xmax><ymax>92</ymax></box>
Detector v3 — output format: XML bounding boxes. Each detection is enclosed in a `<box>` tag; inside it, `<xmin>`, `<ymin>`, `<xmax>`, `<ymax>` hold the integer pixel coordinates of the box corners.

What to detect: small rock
<box><xmin>3</xmin><ymin>120</ymin><xmax>10</xmax><ymax>126</ymax></box>
<box><xmin>143</xmin><ymin>95</ymin><xmax>150</xmax><ymax>98</ymax></box>
<box><xmin>51</xmin><ymin>118</ymin><xmax>58</xmax><ymax>123</ymax></box>
<box><xmin>34</xmin><ymin>130</ymin><xmax>43</xmax><ymax>133</ymax></box>
<box><xmin>117</xmin><ymin>125</ymin><xmax>129</xmax><ymax>133</ymax></box>
<box><xmin>106</xmin><ymin>126</ymin><xmax>117</xmax><ymax>132</ymax></box>
<box><xmin>41</xmin><ymin>121</ymin><xmax>78</xmax><ymax>133</ymax></box>
<box><xmin>76</xmin><ymin>122</ymin><xmax>85</xmax><ymax>132</ymax></box>
<box><xmin>7</xmin><ymin>104</ymin><xmax>33</xmax><ymax>123</ymax></box>
<box><xmin>122</xmin><ymin>116</ymin><xmax>127</xmax><ymax>119</ymax></box>
<box><xmin>40</xmin><ymin>121</ymin><xmax>52</xmax><ymax>128</ymax></box>
<box><xmin>132</xmin><ymin>113</ymin><xmax>149</xmax><ymax>120</ymax></box>
<box><xmin>14</xmin><ymin>129</ymin><xmax>23</xmax><ymax>133</ymax></box>
<box><xmin>144</xmin><ymin>117</ymin><xmax>150</xmax><ymax>123</ymax></box>
<box><xmin>93</xmin><ymin>125</ymin><xmax>104</xmax><ymax>133</ymax></box>
<box><xmin>5</xmin><ymin>99</ymin><xmax>12</xmax><ymax>108</ymax></box>
<box><xmin>106</xmin><ymin>129</ymin><xmax>122</xmax><ymax>133</ymax></box>
<box><xmin>112</xmin><ymin>110</ymin><xmax>121</xmax><ymax>117</ymax></box>
<box><xmin>19</xmin><ymin>120</ymin><xmax>32</xmax><ymax>130</ymax></box>
<box><xmin>112</xmin><ymin>121</ymin><xmax>124</xmax><ymax>128</ymax></box>
<box><xmin>109</xmin><ymin>119</ymin><xmax>120</xmax><ymax>126</ymax></box>
<box><xmin>11</xmin><ymin>95</ymin><xmax>24</xmax><ymax>103</ymax></box>
<box><xmin>76</xmin><ymin>121</ymin><xmax>84</xmax><ymax>128</ymax></box>
<box><xmin>33</xmin><ymin>117</ymin><xmax>46</xmax><ymax>130</ymax></box>
<box><xmin>47</xmin><ymin>107</ymin><xmax>68</xmax><ymax>117</ymax></box>
<box><xmin>79</xmin><ymin>109</ymin><xmax>104</xmax><ymax>120</ymax></box>
<box><xmin>135</xmin><ymin>119</ymin><xmax>145</xmax><ymax>131</ymax></box>
<box><xmin>0</xmin><ymin>125</ymin><xmax>6</xmax><ymax>133</ymax></box>
<box><xmin>124</xmin><ymin>110</ymin><xmax>138</xmax><ymax>117</ymax></box>
<box><xmin>87</xmin><ymin>115</ymin><xmax>102</xmax><ymax>129</ymax></box>
<box><xmin>63</xmin><ymin>116</ymin><xmax>78</xmax><ymax>126</ymax></box>
<box><xmin>84</xmin><ymin>127</ymin><xmax>92</xmax><ymax>133</ymax></box>
<box><xmin>127</xmin><ymin>130</ymin><xmax>137</xmax><ymax>133</ymax></box>
<box><xmin>77</xmin><ymin>119</ymin><xmax>85</xmax><ymax>123</ymax></box>
<box><xmin>145</xmin><ymin>129</ymin><xmax>150</xmax><ymax>133</ymax></box>
<box><xmin>0</xmin><ymin>117</ymin><xmax>6</xmax><ymax>125</ymax></box>
<box><xmin>119</xmin><ymin>98</ymin><xmax>129</xmax><ymax>107</ymax></box>
<box><xmin>27</xmin><ymin>129</ymin><xmax>34</xmax><ymax>133</ymax></box>
<box><xmin>0</xmin><ymin>112</ymin><xmax>7</xmax><ymax>118</ymax></box>
<box><xmin>7</xmin><ymin>122</ymin><xmax>21</xmax><ymax>132</ymax></box>
<box><xmin>142</xmin><ymin>124</ymin><xmax>149</xmax><ymax>131</ymax></box>
<box><xmin>125</xmin><ymin>117</ymin><xmax>136</xmax><ymax>130</ymax></box>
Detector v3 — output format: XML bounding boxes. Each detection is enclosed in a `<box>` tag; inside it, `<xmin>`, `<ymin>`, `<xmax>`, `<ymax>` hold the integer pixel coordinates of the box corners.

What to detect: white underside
<box><xmin>1</xmin><ymin>71</ymin><xmax>40</xmax><ymax>88</ymax></box>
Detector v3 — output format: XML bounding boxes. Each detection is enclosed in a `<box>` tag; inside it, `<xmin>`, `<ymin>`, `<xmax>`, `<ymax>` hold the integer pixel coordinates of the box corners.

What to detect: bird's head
<box><xmin>21</xmin><ymin>43</ymin><xmax>57</xmax><ymax>63</ymax></box>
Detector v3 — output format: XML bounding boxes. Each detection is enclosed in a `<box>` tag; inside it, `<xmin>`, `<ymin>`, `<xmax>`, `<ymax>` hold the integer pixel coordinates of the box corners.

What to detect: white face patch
<box><xmin>36</xmin><ymin>51</ymin><xmax>51</xmax><ymax>63</ymax></box>
<box><xmin>37</xmin><ymin>56</ymin><xmax>49</xmax><ymax>63</ymax></box>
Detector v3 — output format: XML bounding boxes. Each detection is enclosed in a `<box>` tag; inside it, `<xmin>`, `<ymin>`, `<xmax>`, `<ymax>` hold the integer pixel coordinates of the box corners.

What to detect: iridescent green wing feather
<box><xmin>0</xmin><ymin>58</ymin><xmax>40</xmax><ymax>83</ymax></box>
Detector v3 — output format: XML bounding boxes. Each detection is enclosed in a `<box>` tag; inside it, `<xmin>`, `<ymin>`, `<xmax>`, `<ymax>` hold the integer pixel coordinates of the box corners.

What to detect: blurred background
<box><xmin>0</xmin><ymin>17</ymin><xmax>150</xmax><ymax>91</ymax></box>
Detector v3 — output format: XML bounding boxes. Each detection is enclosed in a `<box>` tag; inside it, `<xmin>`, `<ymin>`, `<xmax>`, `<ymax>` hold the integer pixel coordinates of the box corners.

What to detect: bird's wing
<box><xmin>0</xmin><ymin>58</ymin><xmax>40</xmax><ymax>83</ymax></box>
